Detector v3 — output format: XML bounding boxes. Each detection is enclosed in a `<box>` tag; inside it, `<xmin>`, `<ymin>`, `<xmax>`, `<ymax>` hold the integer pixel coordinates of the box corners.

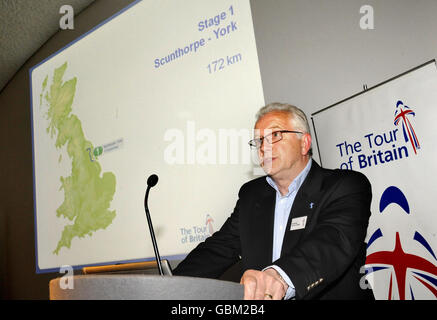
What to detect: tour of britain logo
<box><xmin>179</xmin><ymin>214</ymin><xmax>215</xmax><ymax>245</ymax></box>
<box><xmin>365</xmin><ymin>186</ymin><xmax>437</xmax><ymax>300</ymax></box>
<box><xmin>335</xmin><ymin>99</ymin><xmax>421</xmax><ymax>170</ymax></box>
<box><xmin>394</xmin><ymin>100</ymin><xmax>420</xmax><ymax>155</ymax></box>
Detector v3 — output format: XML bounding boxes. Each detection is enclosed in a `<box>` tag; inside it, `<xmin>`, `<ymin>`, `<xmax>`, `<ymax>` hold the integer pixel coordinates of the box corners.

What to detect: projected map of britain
<box><xmin>40</xmin><ymin>62</ymin><xmax>116</xmax><ymax>255</ymax></box>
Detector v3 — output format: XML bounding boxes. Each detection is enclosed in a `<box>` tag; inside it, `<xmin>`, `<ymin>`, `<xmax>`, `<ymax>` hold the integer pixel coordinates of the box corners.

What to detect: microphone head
<box><xmin>147</xmin><ymin>174</ymin><xmax>159</xmax><ymax>187</ymax></box>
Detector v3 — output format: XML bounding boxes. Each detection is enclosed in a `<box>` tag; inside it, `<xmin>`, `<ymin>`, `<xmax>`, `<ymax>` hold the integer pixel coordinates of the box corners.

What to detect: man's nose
<box><xmin>260</xmin><ymin>139</ymin><xmax>273</xmax><ymax>155</ymax></box>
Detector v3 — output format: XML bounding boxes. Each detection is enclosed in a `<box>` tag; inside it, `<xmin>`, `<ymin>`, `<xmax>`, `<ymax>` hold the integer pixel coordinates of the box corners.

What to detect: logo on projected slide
<box><xmin>179</xmin><ymin>214</ymin><xmax>215</xmax><ymax>245</ymax></box>
<box><xmin>364</xmin><ymin>186</ymin><xmax>437</xmax><ymax>300</ymax></box>
<box><xmin>394</xmin><ymin>100</ymin><xmax>420</xmax><ymax>155</ymax></box>
<box><xmin>205</xmin><ymin>214</ymin><xmax>215</xmax><ymax>236</ymax></box>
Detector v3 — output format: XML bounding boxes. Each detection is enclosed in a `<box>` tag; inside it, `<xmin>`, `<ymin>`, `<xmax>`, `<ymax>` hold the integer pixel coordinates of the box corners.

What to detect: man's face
<box><xmin>254</xmin><ymin>111</ymin><xmax>310</xmax><ymax>180</ymax></box>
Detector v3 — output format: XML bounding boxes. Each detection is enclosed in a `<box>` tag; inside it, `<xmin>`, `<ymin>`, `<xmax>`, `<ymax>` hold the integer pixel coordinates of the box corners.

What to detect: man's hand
<box><xmin>240</xmin><ymin>268</ymin><xmax>289</xmax><ymax>300</ymax></box>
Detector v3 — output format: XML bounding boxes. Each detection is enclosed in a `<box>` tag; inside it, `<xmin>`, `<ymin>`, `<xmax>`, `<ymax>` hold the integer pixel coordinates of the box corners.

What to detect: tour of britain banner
<box><xmin>311</xmin><ymin>61</ymin><xmax>437</xmax><ymax>300</ymax></box>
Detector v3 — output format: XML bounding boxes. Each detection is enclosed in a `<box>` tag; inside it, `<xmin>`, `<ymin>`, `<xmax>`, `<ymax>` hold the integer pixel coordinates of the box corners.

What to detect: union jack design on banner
<box><xmin>394</xmin><ymin>100</ymin><xmax>420</xmax><ymax>154</ymax></box>
<box><xmin>365</xmin><ymin>186</ymin><xmax>437</xmax><ymax>300</ymax></box>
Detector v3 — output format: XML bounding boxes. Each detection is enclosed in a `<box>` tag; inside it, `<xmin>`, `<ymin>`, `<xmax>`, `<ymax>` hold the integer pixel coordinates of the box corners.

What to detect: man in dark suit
<box><xmin>173</xmin><ymin>103</ymin><xmax>373</xmax><ymax>300</ymax></box>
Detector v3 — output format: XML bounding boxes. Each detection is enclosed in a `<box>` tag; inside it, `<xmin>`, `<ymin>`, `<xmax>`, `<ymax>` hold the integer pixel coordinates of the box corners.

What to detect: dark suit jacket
<box><xmin>173</xmin><ymin>161</ymin><xmax>374</xmax><ymax>300</ymax></box>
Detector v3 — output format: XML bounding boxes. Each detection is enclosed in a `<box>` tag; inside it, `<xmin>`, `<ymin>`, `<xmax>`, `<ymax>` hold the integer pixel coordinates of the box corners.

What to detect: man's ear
<box><xmin>301</xmin><ymin>133</ymin><xmax>312</xmax><ymax>156</ymax></box>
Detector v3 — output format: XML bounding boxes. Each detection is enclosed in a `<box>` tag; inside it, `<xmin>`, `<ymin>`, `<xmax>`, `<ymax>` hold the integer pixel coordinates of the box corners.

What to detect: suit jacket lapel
<box><xmin>252</xmin><ymin>183</ymin><xmax>276</xmax><ymax>267</ymax></box>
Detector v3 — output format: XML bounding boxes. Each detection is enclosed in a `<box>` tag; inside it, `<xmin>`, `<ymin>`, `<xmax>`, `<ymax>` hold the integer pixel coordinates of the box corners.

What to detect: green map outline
<box><xmin>40</xmin><ymin>62</ymin><xmax>117</xmax><ymax>255</ymax></box>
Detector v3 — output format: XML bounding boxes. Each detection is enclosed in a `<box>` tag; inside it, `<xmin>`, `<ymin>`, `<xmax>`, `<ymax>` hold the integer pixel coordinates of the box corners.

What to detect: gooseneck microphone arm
<box><xmin>144</xmin><ymin>174</ymin><xmax>164</xmax><ymax>276</ymax></box>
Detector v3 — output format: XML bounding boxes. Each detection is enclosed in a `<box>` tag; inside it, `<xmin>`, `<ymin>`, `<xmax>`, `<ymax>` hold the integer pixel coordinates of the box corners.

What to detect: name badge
<box><xmin>290</xmin><ymin>216</ymin><xmax>307</xmax><ymax>231</ymax></box>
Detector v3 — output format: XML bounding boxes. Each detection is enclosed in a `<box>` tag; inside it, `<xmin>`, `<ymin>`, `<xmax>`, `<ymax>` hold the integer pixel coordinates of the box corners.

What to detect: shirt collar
<box><xmin>266</xmin><ymin>159</ymin><xmax>312</xmax><ymax>197</ymax></box>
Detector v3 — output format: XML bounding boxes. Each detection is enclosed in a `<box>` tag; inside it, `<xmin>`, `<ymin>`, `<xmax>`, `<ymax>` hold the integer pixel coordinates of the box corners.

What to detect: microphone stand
<box><xmin>144</xmin><ymin>182</ymin><xmax>164</xmax><ymax>276</ymax></box>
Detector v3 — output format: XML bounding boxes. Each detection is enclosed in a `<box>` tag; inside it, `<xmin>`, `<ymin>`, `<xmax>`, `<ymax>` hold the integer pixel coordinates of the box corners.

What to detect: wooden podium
<box><xmin>49</xmin><ymin>261</ymin><xmax>244</xmax><ymax>300</ymax></box>
<box><xmin>49</xmin><ymin>275</ymin><xmax>244</xmax><ymax>300</ymax></box>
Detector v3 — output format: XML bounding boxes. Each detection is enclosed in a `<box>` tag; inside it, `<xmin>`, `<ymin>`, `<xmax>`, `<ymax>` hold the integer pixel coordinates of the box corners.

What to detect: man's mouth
<box><xmin>262</xmin><ymin>156</ymin><xmax>277</xmax><ymax>166</ymax></box>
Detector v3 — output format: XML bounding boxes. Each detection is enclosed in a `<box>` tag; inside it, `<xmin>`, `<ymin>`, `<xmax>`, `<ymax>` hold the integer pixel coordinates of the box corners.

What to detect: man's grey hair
<box><xmin>255</xmin><ymin>102</ymin><xmax>311</xmax><ymax>134</ymax></box>
<box><xmin>255</xmin><ymin>102</ymin><xmax>312</xmax><ymax>155</ymax></box>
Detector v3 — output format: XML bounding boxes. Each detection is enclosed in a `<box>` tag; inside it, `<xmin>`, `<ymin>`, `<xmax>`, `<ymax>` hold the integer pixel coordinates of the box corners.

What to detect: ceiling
<box><xmin>0</xmin><ymin>0</ymin><xmax>95</xmax><ymax>93</ymax></box>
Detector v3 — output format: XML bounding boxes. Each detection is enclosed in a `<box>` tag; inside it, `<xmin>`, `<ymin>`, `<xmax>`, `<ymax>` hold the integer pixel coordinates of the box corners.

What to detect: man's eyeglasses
<box><xmin>248</xmin><ymin>130</ymin><xmax>304</xmax><ymax>149</ymax></box>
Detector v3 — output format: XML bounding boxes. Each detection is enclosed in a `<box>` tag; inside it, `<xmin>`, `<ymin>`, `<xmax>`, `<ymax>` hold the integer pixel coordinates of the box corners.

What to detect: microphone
<box><xmin>144</xmin><ymin>174</ymin><xmax>164</xmax><ymax>275</ymax></box>
<box><xmin>147</xmin><ymin>174</ymin><xmax>159</xmax><ymax>187</ymax></box>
